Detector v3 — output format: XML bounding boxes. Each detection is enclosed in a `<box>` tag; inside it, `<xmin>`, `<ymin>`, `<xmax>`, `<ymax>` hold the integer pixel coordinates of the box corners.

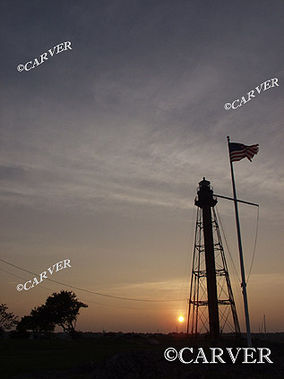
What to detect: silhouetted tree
<box><xmin>44</xmin><ymin>291</ymin><xmax>87</xmax><ymax>336</ymax></box>
<box><xmin>16</xmin><ymin>291</ymin><xmax>87</xmax><ymax>337</ymax></box>
<box><xmin>16</xmin><ymin>315</ymin><xmax>35</xmax><ymax>333</ymax></box>
<box><xmin>30</xmin><ymin>305</ymin><xmax>56</xmax><ymax>333</ymax></box>
<box><xmin>17</xmin><ymin>306</ymin><xmax>55</xmax><ymax>334</ymax></box>
<box><xmin>0</xmin><ymin>304</ymin><xmax>18</xmax><ymax>333</ymax></box>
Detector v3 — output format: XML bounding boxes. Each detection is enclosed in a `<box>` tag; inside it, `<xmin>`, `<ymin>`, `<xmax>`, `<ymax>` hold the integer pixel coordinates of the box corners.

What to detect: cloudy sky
<box><xmin>0</xmin><ymin>0</ymin><xmax>283</xmax><ymax>333</ymax></box>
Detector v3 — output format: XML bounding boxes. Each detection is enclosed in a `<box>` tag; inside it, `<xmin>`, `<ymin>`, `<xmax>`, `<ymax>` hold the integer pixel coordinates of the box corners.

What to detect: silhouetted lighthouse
<box><xmin>187</xmin><ymin>178</ymin><xmax>240</xmax><ymax>338</ymax></box>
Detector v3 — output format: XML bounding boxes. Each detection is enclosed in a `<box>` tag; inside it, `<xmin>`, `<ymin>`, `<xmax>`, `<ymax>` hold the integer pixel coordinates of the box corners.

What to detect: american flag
<box><xmin>229</xmin><ymin>142</ymin><xmax>259</xmax><ymax>162</ymax></box>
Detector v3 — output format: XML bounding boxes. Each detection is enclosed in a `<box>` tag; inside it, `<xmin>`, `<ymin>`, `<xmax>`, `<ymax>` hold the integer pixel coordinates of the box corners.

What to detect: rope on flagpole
<box><xmin>215</xmin><ymin>205</ymin><xmax>241</xmax><ymax>284</ymax></box>
<box><xmin>247</xmin><ymin>205</ymin><xmax>260</xmax><ymax>282</ymax></box>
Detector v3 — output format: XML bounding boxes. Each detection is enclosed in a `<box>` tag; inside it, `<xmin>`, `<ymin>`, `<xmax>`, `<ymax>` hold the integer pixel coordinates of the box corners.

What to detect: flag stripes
<box><xmin>229</xmin><ymin>143</ymin><xmax>259</xmax><ymax>162</ymax></box>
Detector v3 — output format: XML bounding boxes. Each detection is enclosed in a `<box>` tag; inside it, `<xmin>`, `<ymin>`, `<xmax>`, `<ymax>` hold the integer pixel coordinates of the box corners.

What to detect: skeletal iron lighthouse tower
<box><xmin>187</xmin><ymin>178</ymin><xmax>240</xmax><ymax>337</ymax></box>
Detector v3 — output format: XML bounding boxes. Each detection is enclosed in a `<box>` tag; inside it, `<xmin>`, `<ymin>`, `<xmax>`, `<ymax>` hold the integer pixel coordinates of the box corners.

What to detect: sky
<box><xmin>0</xmin><ymin>0</ymin><xmax>283</xmax><ymax>333</ymax></box>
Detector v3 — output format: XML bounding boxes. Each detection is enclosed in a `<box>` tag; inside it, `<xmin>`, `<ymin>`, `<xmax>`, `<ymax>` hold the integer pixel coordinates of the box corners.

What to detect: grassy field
<box><xmin>0</xmin><ymin>336</ymin><xmax>146</xmax><ymax>378</ymax></box>
<box><xmin>1</xmin><ymin>333</ymin><xmax>283</xmax><ymax>378</ymax></box>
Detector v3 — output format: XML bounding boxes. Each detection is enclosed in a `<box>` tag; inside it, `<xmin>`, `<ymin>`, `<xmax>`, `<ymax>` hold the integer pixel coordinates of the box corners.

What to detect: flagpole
<box><xmin>227</xmin><ymin>136</ymin><xmax>252</xmax><ymax>347</ymax></box>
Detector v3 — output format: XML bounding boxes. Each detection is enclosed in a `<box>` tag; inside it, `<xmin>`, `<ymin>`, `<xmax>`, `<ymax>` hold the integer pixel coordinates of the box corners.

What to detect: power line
<box><xmin>0</xmin><ymin>257</ymin><xmax>185</xmax><ymax>303</ymax></box>
<box><xmin>0</xmin><ymin>267</ymin><xmax>56</xmax><ymax>292</ymax></box>
<box><xmin>1</xmin><ymin>267</ymin><xmax>152</xmax><ymax>313</ymax></box>
<box><xmin>0</xmin><ymin>267</ymin><xmax>153</xmax><ymax>311</ymax></box>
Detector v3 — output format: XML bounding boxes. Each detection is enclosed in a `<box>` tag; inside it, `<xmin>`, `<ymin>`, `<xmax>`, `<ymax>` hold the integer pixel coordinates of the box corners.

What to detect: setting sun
<box><xmin>178</xmin><ymin>315</ymin><xmax>185</xmax><ymax>323</ymax></box>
